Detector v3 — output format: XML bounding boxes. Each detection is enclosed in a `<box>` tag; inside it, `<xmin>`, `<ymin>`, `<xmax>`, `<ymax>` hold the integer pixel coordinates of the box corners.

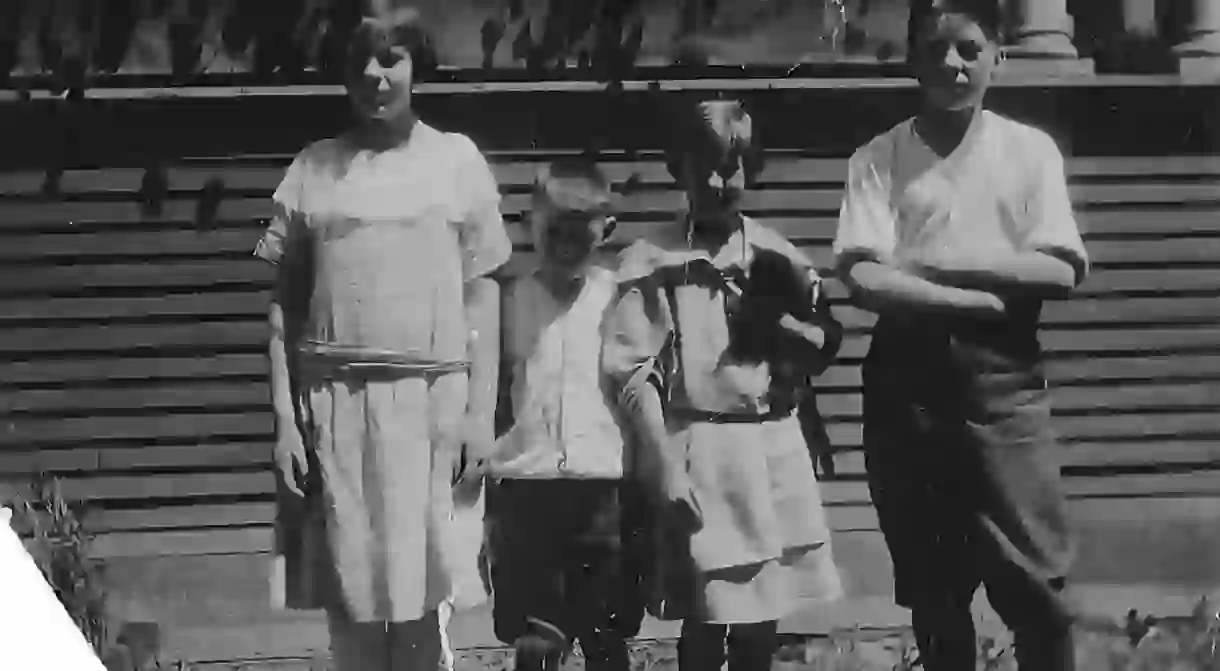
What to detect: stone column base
<box><xmin>996</xmin><ymin>55</ymin><xmax>1096</xmax><ymax>80</ymax></box>
<box><xmin>1007</xmin><ymin>31</ymin><xmax>1082</xmax><ymax>59</ymax></box>
<box><xmin>998</xmin><ymin>26</ymin><xmax>1095</xmax><ymax>81</ymax></box>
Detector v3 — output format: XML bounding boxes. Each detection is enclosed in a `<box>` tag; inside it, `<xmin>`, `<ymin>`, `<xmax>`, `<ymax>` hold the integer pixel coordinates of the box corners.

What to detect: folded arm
<box><xmin>919</xmin><ymin>133</ymin><xmax>1089</xmax><ymax>300</ymax></box>
<box><xmin>907</xmin><ymin>249</ymin><xmax>1080</xmax><ymax>300</ymax></box>
<box><xmin>838</xmin><ymin>252</ymin><xmax>1007</xmax><ymax>320</ymax></box>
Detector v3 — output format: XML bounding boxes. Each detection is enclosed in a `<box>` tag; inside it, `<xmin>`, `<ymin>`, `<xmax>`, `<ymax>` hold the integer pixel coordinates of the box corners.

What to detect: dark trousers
<box><xmin>862</xmin><ymin>324</ymin><xmax>1077</xmax><ymax>671</ymax></box>
<box><xmin>677</xmin><ymin>620</ymin><xmax>777</xmax><ymax>671</ymax></box>
<box><xmin>487</xmin><ymin>478</ymin><xmax>647</xmax><ymax>671</ymax></box>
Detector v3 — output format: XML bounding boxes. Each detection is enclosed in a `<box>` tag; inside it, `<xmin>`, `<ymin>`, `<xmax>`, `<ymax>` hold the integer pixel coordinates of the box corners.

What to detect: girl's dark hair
<box><xmin>911</xmin><ymin>0</ymin><xmax>1004</xmax><ymax>42</ymax></box>
<box><xmin>345</xmin><ymin>7</ymin><xmax>440</xmax><ymax>83</ymax></box>
<box><xmin>663</xmin><ymin>95</ymin><xmax>766</xmax><ymax>188</ymax></box>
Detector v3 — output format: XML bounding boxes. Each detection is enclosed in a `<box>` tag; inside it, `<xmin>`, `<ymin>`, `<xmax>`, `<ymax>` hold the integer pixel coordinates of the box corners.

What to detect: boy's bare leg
<box><xmin>438</xmin><ymin>601</ymin><xmax>455</xmax><ymax>671</ymax></box>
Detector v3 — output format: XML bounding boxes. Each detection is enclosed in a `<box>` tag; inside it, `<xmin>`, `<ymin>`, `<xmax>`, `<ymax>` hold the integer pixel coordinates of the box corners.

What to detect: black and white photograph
<box><xmin>0</xmin><ymin>0</ymin><xmax>1217</xmax><ymax>669</ymax></box>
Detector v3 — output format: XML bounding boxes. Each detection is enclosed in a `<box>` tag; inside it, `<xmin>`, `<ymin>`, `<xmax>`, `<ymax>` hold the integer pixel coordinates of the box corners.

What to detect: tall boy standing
<box><xmin>834</xmin><ymin>2</ymin><xmax>1089</xmax><ymax>669</ymax></box>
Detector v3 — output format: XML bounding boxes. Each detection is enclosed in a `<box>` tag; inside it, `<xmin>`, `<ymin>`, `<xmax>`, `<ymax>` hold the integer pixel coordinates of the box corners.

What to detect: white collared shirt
<box><xmin>491</xmin><ymin>264</ymin><xmax>630</xmax><ymax>480</ymax></box>
<box><xmin>834</xmin><ymin>110</ymin><xmax>1089</xmax><ymax>280</ymax></box>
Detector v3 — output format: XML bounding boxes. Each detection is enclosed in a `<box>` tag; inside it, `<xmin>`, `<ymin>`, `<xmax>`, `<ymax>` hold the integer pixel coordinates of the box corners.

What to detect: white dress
<box><xmin>255</xmin><ymin>123</ymin><xmax>512</xmax><ymax>624</ymax></box>
<box><xmin>606</xmin><ymin>217</ymin><xmax>844</xmax><ymax>624</ymax></box>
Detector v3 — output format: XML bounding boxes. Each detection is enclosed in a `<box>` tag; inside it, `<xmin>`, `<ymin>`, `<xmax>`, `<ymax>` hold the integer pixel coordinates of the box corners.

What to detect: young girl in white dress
<box><xmin>256</xmin><ymin>8</ymin><xmax>511</xmax><ymax>671</ymax></box>
<box><xmin>605</xmin><ymin>98</ymin><xmax>844</xmax><ymax>671</ymax></box>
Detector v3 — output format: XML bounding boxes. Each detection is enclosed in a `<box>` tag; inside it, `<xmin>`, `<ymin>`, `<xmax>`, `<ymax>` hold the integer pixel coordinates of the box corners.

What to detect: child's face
<box><xmin>914</xmin><ymin>13</ymin><xmax>999</xmax><ymax>111</ymax></box>
<box><xmin>533</xmin><ymin>209</ymin><xmax>610</xmax><ymax>272</ymax></box>
<box><xmin>346</xmin><ymin>25</ymin><xmax>416</xmax><ymax>124</ymax></box>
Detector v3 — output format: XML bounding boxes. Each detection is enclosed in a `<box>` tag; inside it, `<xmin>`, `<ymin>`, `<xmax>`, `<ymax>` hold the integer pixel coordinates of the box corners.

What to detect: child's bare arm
<box><xmin>841</xmin><ymin>256</ymin><xmax>1008</xmax><ymax>319</ymax></box>
<box><xmin>463</xmin><ymin>275</ymin><xmax>501</xmax><ymax>461</ymax></box>
<box><xmin>267</xmin><ymin>280</ymin><xmax>305</xmax><ymax>434</ymax></box>
<box><xmin>456</xmin><ymin>136</ymin><xmax>514</xmax><ymax>463</ymax></box>
<box><xmin>259</xmin><ymin>208</ymin><xmax>313</xmax><ymax>497</ymax></box>
<box><xmin>603</xmin><ymin>283</ymin><xmax>667</xmax><ymax>474</ymax></box>
<box><xmin>905</xmin><ymin>251</ymin><xmax>1078</xmax><ymax>300</ymax></box>
<box><xmin>494</xmin><ymin>280</ymin><xmax>516</xmax><ymax>439</ymax></box>
<box><xmin>603</xmin><ymin>278</ymin><xmax>698</xmax><ymax>522</ymax></box>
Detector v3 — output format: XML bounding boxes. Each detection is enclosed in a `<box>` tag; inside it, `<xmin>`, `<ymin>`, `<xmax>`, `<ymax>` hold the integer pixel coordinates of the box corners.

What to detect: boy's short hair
<box><xmin>664</xmin><ymin>96</ymin><xmax>765</xmax><ymax>186</ymax></box>
<box><xmin>532</xmin><ymin>159</ymin><xmax>615</xmax><ymax>217</ymax></box>
<box><xmin>346</xmin><ymin>6</ymin><xmax>440</xmax><ymax>82</ymax></box>
<box><xmin>912</xmin><ymin>0</ymin><xmax>1004</xmax><ymax>42</ymax></box>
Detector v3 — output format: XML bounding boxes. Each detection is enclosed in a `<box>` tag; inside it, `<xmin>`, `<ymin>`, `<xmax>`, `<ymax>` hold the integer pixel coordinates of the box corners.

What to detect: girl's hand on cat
<box><xmin>778</xmin><ymin>314</ymin><xmax>826</xmax><ymax>349</ymax></box>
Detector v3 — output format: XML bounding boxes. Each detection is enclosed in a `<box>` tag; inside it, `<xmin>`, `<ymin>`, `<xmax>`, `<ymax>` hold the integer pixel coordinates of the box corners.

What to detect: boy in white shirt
<box><xmin>834</xmin><ymin>1</ymin><xmax>1089</xmax><ymax>670</ymax></box>
<box><xmin>485</xmin><ymin>160</ymin><xmax>644</xmax><ymax>671</ymax></box>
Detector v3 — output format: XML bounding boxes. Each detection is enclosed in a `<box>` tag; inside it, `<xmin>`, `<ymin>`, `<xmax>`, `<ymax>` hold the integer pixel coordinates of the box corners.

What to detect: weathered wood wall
<box><xmin>0</xmin><ymin>80</ymin><xmax>1218</xmax><ymax>665</ymax></box>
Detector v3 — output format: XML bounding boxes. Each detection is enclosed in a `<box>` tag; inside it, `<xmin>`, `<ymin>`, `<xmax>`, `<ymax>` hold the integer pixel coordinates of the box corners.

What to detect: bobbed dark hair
<box><xmin>532</xmin><ymin>158</ymin><xmax>616</xmax><ymax>217</ymax></box>
<box><xmin>343</xmin><ymin>5</ymin><xmax>440</xmax><ymax>84</ymax></box>
<box><xmin>912</xmin><ymin>0</ymin><xmax>1004</xmax><ymax>43</ymax></box>
<box><xmin>663</xmin><ymin>94</ymin><xmax>766</xmax><ymax>188</ymax></box>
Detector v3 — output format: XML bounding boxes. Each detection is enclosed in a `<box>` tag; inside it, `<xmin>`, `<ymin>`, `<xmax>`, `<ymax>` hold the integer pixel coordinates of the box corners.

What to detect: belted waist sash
<box><xmin>669</xmin><ymin>406</ymin><xmax>793</xmax><ymax>425</ymax></box>
<box><xmin>295</xmin><ymin>339</ymin><xmax>470</xmax><ymax>382</ymax></box>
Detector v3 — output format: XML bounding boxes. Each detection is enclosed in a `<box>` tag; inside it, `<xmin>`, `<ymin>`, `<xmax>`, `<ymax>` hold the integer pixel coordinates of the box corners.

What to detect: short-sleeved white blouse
<box><xmin>255</xmin><ymin>123</ymin><xmax>512</xmax><ymax>365</ymax></box>
<box><xmin>833</xmin><ymin>110</ymin><xmax>1089</xmax><ymax>282</ymax></box>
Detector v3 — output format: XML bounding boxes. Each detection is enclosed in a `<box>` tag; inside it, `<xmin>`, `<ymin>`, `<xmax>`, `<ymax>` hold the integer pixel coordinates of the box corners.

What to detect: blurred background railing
<box><xmin>1</xmin><ymin>0</ymin><xmax>1218</xmax><ymax>93</ymax></box>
